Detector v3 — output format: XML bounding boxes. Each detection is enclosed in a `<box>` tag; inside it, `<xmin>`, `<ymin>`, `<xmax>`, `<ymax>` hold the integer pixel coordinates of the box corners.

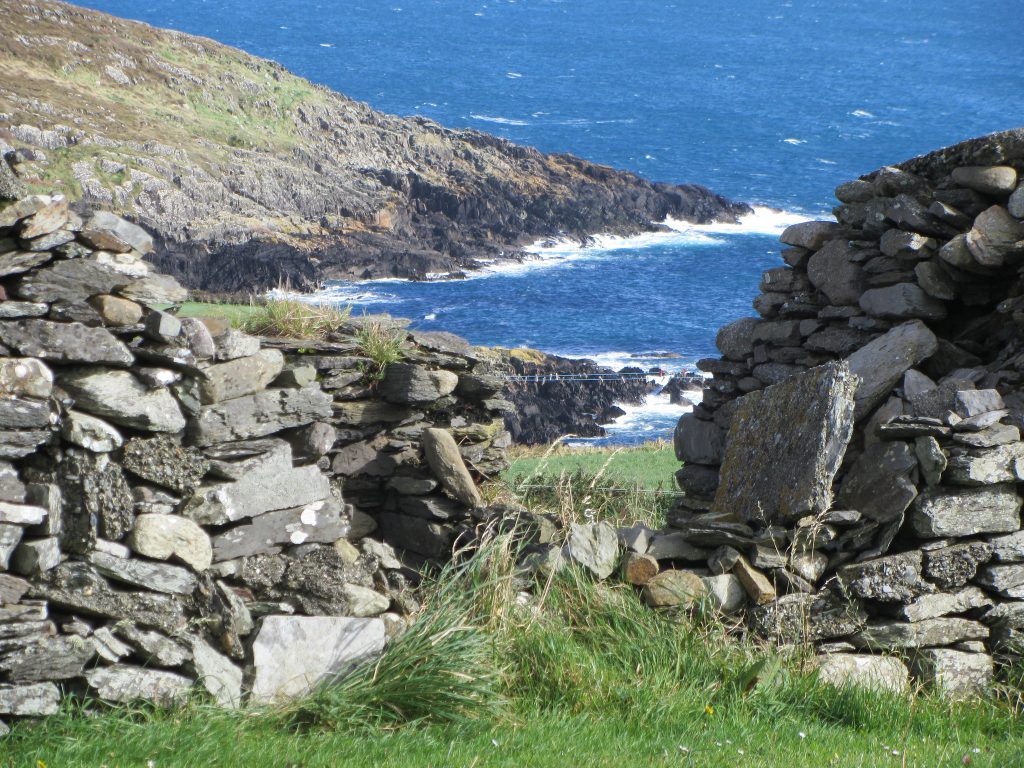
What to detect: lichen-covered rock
<box><xmin>838</xmin><ymin>551</ymin><xmax>930</xmax><ymax>604</ymax></box>
<box><xmin>713</xmin><ymin>361</ymin><xmax>857</xmax><ymax>525</ymax></box>
<box><xmin>85</xmin><ymin>666</ymin><xmax>192</xmax><ymax>706</ymax></box>
<box><xmin>58</xmin><ymin>451</ymin><xmax>133</xmax><ymax>549</ymax></box>
<box><xmin>909</xmin><ymin>649</ymin><xmax>993</xmax><ymax>698</ymax></box>
<box><xmin>909</xmin><ymin>484</ymin><xmax>1021</xmax><ymax>538</ymax></box>
<box><xmin>121</xmin><ymin>436</ymin><xmax>209</xmax><ymax>495</ymax></box>
<box><xmin>749</xmin><ymin>591</ymin><xmax>866</xmax><ymax>643</ymax></box>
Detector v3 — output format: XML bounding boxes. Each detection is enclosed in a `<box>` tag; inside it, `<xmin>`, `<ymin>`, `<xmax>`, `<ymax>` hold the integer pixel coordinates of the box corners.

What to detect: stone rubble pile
<box><xmin>660</xmin><ymin>130</ymin><xmax>1024</xmax><ymax>696</ymax></box>
<box><xmin>0</xmin><ymin>193</ymin><xmax>509</xmax><ymax>726</ymax></box>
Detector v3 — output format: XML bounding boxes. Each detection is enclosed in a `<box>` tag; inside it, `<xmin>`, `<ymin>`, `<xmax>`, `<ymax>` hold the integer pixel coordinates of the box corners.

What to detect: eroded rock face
<box><xmin>713</xmin><ymin>361</ymin><xmax>857</xmax><ymax>525</ymax></box>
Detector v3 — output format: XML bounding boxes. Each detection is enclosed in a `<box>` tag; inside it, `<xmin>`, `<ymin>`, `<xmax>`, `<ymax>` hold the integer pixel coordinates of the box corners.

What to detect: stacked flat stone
<box><xmin>665</xmin><ymin>129</ymin><xmax>1024</xmax><ymax>696</ymax></box>
<box><xmin>0</xmin><ymin>194</ymin><xmax>509</xmax><ymax>725</ymax></box>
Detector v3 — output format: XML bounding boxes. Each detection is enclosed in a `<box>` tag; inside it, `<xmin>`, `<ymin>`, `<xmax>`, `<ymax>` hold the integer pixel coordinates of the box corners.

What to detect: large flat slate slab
<box><xmin>712</xmin><ymin>361</ymin><xmax>857</xmax><ymax>525</ymax></box>
<box><xmin>250</xmin><ymin>616</ymin><xmax>386</xmax><ymax>703</ymax></box>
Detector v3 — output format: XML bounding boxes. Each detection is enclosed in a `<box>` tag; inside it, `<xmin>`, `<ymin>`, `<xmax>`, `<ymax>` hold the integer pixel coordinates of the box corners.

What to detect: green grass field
<box><xmin>4</xmin><ymin>448</ymin><xmax>1023</xmax><ymax>767</ymax></box>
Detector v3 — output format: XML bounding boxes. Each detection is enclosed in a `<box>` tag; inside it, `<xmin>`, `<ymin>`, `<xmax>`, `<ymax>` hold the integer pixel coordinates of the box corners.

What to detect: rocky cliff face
<box><xmin>0</xmin><ymin>0</ymin><xmax>749</xmax><ymax>292</ymax></box>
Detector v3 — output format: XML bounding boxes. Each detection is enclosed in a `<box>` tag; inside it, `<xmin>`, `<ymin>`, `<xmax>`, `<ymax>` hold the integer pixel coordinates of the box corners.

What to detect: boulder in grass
<box><xmin>250</xmin><ymin>616</ymin><xmax>385</xmax><ymax>703</ymax></box>
<box><xmin>815</xmin><ymin>654</ymin><xmax>909</xmax><ymax>694</ymax></box>
<box><xmin>565</xmin><ymin>521</ymin><xmax>619</xmax><ymax>579</ymax></box>
<box><xmin>642</xmin><ymin>569</ymin><xmax>706</xmax><ymax>608</ymax></box>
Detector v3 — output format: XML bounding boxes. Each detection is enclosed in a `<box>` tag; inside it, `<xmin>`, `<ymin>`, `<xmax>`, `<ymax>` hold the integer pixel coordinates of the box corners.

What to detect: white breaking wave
<box><xmin>783</xmin><ymin>137</ymin><xmax>806</xmax><ymax>145</ymax></box>
<box><xmin>469</xmin><ymin>114</ymin><xmax>530</xmax><ymax>126</ymax></box>
<box><xmin>851</xmin><ymin>109</ymin><xmax>874</xmax><ymax>118</ymax></box>
<box><xmin>267</xmin><ymin>285</ymin><xmax>397</xmax><ymax>305</ymax></box>
<box><xmin>288</xmin><ymin>205</ymin><xmax>816</xmax><ymax>301</ymax></box>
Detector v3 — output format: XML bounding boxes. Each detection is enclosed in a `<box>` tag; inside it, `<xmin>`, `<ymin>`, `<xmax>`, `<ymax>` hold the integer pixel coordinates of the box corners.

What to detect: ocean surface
<box><xmin>80</xmin><ymin>0</ymin><xmax>1024</xmax><ymax>443</ymax></box>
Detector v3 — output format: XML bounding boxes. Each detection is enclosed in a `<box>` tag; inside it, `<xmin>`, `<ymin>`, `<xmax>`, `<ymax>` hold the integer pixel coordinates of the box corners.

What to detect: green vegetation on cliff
<box><xmin>0</xmin><ymin>0</ymin><xmax>747</xmax><ymax>291</ymax></box>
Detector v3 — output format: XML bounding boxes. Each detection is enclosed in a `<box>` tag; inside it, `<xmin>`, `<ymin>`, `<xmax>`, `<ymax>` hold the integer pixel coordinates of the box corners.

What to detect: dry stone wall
<box><xmin>667</xmin><ymin>129</ymin><xmax>1024</xmax><ymax>696</ymax></box>
<box><xmin>0</xmin><ymin>194</ymin><xmax>509</xmax><ymax>726</ymax></box>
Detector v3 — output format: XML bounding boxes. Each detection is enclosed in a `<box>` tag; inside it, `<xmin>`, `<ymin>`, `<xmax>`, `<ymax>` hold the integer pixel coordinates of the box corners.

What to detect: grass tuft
<box><xmin>355</xmin><ymin>320</ymin><xmax>407</xmax><ymax>379</ymax></box>
<box><xmin>240</xmin><ymin>298</ymin><xmax>351</xmax><ymax>339</ymax></box>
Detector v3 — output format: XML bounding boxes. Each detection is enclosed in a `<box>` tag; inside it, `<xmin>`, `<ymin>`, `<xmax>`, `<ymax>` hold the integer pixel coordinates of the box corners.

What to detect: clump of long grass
<box><xmin>241</xmin><ymin>298</ymin><xmax>351</xmax><ymax>339</ymax></box>
<box><xmin>509</xmin><ymin>469</ymin><xmax>675</xmax><ymax>529</ymax></box>
<box><xmin>354</xmin><ymin>319</ymin><xmax>407</xmax><ymax>379</ymax></box>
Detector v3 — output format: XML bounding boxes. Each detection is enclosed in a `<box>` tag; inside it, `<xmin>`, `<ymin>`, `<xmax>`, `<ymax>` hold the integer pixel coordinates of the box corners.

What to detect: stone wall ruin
<box><xmin>0</xmin><ymin>192</ymin><xmax>509</xmax><ymax>724</ymax></box>
<box><xmin>670</xmin><ymin>129</ymin><xmax>1024</xmax><ymax>696</ymax></box>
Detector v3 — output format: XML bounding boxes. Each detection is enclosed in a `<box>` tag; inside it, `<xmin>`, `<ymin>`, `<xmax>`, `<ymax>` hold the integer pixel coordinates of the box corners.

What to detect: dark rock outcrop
<box><xmin>500</xmin><ymin>351</ymin><xmax>653</xmax><ymax>444</ymax></box>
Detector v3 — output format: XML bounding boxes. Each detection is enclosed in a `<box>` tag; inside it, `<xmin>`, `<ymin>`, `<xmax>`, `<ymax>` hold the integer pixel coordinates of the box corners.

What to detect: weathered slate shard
<box><xmin>31</xmin><ymin>562</ymin><xmax>188</xmax><ymax>634</ymax></box>
<box><xmin>837</xmin><ymin>441</ymin><xmax>919</xmax><ymax>522</ymax></box>
<box><xmin>58</xmin><ymin>367</ymin><xmax>186</xmax><ymax>433</ymax></box>
<box><xmin>422</xmin><ymin>427</ymin><xmax>483</xmax><ymax>508</ymax></box>
<box><xmin>188</xmin><ymin>386</ymin><xmax>333</xmax><ymax>446</ymax></box>
<box><xmin>712</xmin><ymin>361</ymin><xmax>857</xmax><ymax>524</ymax></box>
<box><xmin>198</xmin><ymin>349</ymin><xmax>285</xmax><ymax>404</ymax></box>
<box><xmin>846</xmin><ymin>320</ymin><xmax>938</xmax><ymax>419</ymax></box>
<box><xmin>210</xmin><ymin>499</ymin><xmax>348</xmax><ymax>561</ymax></box>
<box><xmin>0</xmin><ymin>319</ymin><xmax>133</xmax><ymax>366</ymax></box>
<box><xmin>380</xmin><ymin>362</ymin><xmax>458</xmax><ymax>404</ymax></box>
<box><xmin>0</xmin><ymin>636</ymin><xmax>95</xmax><ymax>683</ymax></box>
<box><xmin>183</xmin><ymin>449</ymin><xmax>330</xmax><ymax>526</ymax></box>
<box><xmin>852</xmin><ymin>618</ymin><xmax>988</xmax><ymax>649</ymax></box>
<box><xmin>87</xmin><ymin>549</ymin><xmax>198</xmax><ymax>595</ymax></box>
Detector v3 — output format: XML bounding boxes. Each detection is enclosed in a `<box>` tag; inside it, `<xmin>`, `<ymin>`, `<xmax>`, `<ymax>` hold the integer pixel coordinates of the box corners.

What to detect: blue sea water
<box><xmin>78</xmin><ymin>0</ymin><xmax>1024</xmax><ymax>442</ymax></box>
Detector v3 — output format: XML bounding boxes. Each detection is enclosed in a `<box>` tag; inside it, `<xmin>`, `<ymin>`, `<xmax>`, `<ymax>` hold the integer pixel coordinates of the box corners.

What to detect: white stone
<box><xmin>250</xmin><ymin>616</ymin><xmax>386</xmax><ymax>703</ymax></box>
